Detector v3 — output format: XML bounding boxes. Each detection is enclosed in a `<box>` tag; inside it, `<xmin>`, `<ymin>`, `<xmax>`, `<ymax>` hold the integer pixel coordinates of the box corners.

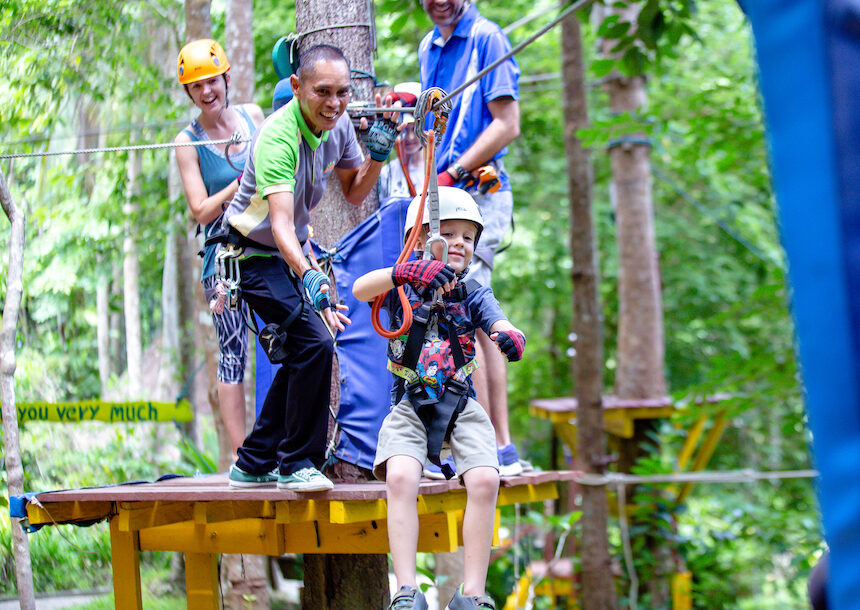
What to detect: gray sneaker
<box><xmin>277</xmin><ymin>466</ymin><xmax>334</xmax><ymax>491</ymax></box>
<box><xmin>389</xmin><ymin>586</ymin><xmax>428</xmax><ymax>610</ymax></box>
<box><xmin>446</xmin><ymin>589</ymin><xmax>496</xmax><ymax>610</ymax></box>
<box><xmin>228</xmin><ymin>464</ymin><xmax>278</xmax><ymax>488</ymax></box>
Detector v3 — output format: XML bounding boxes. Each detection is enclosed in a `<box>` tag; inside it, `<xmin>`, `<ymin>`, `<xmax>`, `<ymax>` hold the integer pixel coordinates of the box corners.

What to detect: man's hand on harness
<box><xmin>491</xmin><ymin>329</ymin><xmax>526</xmax><ymax>362</ymax></box>
<box><xmin>392</xmin><ymin>260</ymin><xmax>456</xmax><ymax>292</ymax></box>
<box><xmin>301</xmin><ymin>269</ymin><xmax>351</xmax><ymax>333</ymax></box>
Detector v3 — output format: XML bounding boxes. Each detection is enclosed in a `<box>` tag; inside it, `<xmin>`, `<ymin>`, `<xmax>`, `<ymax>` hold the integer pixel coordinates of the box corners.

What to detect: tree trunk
<box><xmin>96</xmin><ymin>270</ymin><xmax>111</xmax><ymax>394</ymax></box>
<box><xmin>225</xmin><ymin>0</ymin><xmax>254</xmax><ymax>105</ymax></box>
<box><xmin>0</xmin><ymin>169</ymin><xmax>36</xmax><ymax>610</ymax></box>
<box><xmin>185</xmin><ymin>0</ymin><xmax>211</xmax><ymax>40</ymax></box>
<box><xmin>597</xmin><ymin>4</ymin><xmax>670</xmax><ymax>606</ymax></box>
<box><xmin>123</xmin><ymin>150</ymin><xmax>143</xmax><ymax>399</ymax></box>
<box><xmin>562</xmin><ymin>9</ymin><xmax>617</xmax><ymax>610</ymax></box>
<box><xmin>110</xmin><ymin>263</ymin><xmax>124</xmax><ymax>376</ymax></box>
<box><xmin>295</xmin><ymin>2</ymin><xmax>389</xmax><ymax>606</ymax></box>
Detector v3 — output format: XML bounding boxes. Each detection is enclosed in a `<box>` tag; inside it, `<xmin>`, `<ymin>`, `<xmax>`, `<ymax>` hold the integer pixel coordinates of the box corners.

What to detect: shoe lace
<box><xmin>389</xmin><ymin>588</ymin><xmax>418</xmax><ymax>609</ymax></box>
<box><xmin>472</xmin><ymin>595</ymin><xmax>495</xmax><ymax>610</ymax></box>
<box><xmin>294</xmin><ymin>467</ymin><xmax>319</xmax><ymax>479</ymax></box>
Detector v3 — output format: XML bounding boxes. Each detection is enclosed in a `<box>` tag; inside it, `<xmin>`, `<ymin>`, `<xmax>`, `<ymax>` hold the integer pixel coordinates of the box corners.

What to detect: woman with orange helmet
<box><xmin>174</xmin><ymin>39</ymin><xmax>265</xmax><ymax>462</ymax></box>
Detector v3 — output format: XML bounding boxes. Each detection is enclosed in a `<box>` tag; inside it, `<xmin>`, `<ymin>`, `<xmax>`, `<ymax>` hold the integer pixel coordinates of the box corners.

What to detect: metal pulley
<box><xmin>413</xmin><ymin>87</ymin><xmax>452</xmax><ymax>150</ymax></box>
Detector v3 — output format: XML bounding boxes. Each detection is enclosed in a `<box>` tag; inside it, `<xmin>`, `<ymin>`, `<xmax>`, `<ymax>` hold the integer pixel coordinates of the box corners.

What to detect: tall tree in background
<box><xmin>597</xmin><ymin>2</ymin><xmax>670</xmax><ymax>605</ymax></box>
<box><xmin>1</xmin><ymin>169</ymin><xmax>36</xmax><ymax>609</ymax></box>
<box><xmin>562</xmin><ymin>7</ymin><xmax>617</xmax><ymax>609</ymax></box>
<box><xmin>226</xmin><ymin>0</ymin><xmax>254</xmax><ymax>104</ymax></box>
<box><xmin>297</xmin><ymin>0</ymin><xmax>390</xmax><ymax>607</ymax></box>
<box><xmin>123</xmin><ymin>149</ymin><xmax>143</xmax><ymax>398</ymax></box>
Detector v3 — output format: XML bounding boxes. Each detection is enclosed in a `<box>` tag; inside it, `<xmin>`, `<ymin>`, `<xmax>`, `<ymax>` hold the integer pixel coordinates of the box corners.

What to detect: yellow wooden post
<box><xmin>676</xmin><ymin>410</ymin><xmax>729</xmax><ymax>505</ymax></box>
<box><xmin>109</xmin><ymin>515</ymin><xmax>142</xmax><ymax>610</ymax></box>
<box><xmin>184</xmin><ymin>552</ymin><xmax>221</xmax><ymax>609</ymax></box>
<box><xmin>676</xmin><ymin>415</ymin><xmax>707</xmax><ymax>472</ymax></box>
<box><xmin>671</xmin><ymin>571</ymin><xmax>692</xmax><ymax>610</ymax></box>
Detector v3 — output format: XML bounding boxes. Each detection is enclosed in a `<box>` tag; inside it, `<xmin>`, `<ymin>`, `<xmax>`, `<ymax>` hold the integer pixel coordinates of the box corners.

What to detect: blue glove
<box><xmin>360</xmin><ymin>116</ymin><xmax>398</xmax><ymax>162</ymax></box>
<box><xmin>301</xmin><ymin>269</ymin><xmax>331</xmax><ymax>312</ymax></box>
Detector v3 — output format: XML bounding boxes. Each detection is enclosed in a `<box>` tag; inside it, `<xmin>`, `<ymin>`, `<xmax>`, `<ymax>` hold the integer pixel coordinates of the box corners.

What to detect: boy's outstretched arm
<box><xmin>352</xmin><ymin>268</ymin><xmax>396</xmax><ymax>302</ymax></box>
<box><xmin>489</xmin><ymin>320</ymin><xmax>527</xmax><ymax>362</ymax></box>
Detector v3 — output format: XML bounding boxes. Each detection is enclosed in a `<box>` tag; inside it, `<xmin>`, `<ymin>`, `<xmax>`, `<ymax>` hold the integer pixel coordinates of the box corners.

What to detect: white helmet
<box><xmin>404</xmin><ymin>186</ymin><xmax>484</xmax><ymax>246</ymax></box>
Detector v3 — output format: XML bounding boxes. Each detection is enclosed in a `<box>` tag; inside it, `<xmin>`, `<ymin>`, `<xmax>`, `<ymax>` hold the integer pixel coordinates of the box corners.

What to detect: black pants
<box><xmin>234</xmin><ymin>256</ymin><xmax>333</xmax><ymax>476</ymax></box>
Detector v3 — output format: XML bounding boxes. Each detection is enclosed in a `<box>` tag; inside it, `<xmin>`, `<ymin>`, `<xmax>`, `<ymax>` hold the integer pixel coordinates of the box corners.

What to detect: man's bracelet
<box><xmin>450</xmin><ymin>162</ymin><xmax>470</xmax><ymax>182</ymax></box>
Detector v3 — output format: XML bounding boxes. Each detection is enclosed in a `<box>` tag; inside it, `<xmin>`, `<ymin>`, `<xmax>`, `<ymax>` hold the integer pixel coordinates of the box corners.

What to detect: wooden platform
<box><xmin>18</xmin><ymin>470</ymin><xmax>577</xmax><ymax>609</ymax></box>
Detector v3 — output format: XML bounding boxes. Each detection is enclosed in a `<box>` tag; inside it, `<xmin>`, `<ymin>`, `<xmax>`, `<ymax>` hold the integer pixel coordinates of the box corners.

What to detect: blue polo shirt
<box><xmin>418</xmin><ymin>4</ymin><xmax>519</xmax><ymax>191</ymax></box>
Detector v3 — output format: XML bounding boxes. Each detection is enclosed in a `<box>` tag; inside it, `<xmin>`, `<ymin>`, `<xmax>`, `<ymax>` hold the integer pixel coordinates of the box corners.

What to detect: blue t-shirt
<box><xmin>418</xmin><ymin>4</ymin><xmax>520</xmax><ymax>191</ymax></box>
<box><xmin>381</xmin><ymin>280</ymin><xmax>506</xmax><ymax>404</ymax></box>
<box><xmin>181</xmin><ymin>105</ymin><xmax>257</xmax><ymax>280</ymax></box>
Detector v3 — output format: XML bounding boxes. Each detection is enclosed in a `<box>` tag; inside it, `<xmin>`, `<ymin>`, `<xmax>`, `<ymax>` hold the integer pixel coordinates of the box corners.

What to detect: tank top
<box><xmin>181</xmin><ymin>105</ymin><xmax>257</xmax><ymax>281</ymax></box>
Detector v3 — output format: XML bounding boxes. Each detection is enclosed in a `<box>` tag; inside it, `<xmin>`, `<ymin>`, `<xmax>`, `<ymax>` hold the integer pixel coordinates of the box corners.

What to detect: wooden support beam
<box><xmin>25</xmin><ymin>500</ymin><xmax>112</xmax><ymax>526</ymax></box>
<box><xmin>677</xmin><ymin>415</ymin><xmax>708</xmax><ymax>472</ymax></box>
<box><xmin>675</xmin><ymin>410</ymin><xmax>729</xmax><ymax>505</ymax></box>
<box><xmin>184</xmin><ymin>552</ymin><xmax>220</xmax><ymax>609</ymax></box>
<box><xmin>109</xmin><ymin>516</ymin><xmax>142</xmax><ymax>610</ymax></box>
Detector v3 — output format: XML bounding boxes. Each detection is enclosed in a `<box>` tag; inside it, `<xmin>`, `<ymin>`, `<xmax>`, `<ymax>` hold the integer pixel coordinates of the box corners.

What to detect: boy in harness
<box><xmin>352</xmin><ymin>187</ymin><xmax>526</xmax><ymax>610</ymax></box>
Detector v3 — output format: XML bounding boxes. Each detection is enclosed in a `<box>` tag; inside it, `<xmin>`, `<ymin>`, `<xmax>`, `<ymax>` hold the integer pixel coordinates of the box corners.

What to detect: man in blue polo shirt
<box><xmin>419</xmin><ymin>0</ymin><xmax>526</xmax><ymax>477</ymax></box>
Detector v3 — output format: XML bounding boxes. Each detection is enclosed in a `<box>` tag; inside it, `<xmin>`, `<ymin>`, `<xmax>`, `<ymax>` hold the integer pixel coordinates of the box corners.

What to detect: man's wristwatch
<box><xmin>450</xmin><ymin>161</ymin><xmax>470</xmax><ymax>182</ymax></box>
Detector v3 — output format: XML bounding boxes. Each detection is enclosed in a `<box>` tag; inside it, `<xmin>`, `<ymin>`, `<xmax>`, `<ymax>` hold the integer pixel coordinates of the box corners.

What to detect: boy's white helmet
<box><xmin>404</xmin><ymin>186</ymin><xmax>484</xmax><ymax>246</ymax></box>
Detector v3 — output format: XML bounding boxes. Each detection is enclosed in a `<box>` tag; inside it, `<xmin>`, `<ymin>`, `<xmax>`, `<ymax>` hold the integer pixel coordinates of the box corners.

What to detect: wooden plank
<box><xmin>109</xmin><ymin>516</ymin><xmax>142</xmax><ymax>610</ymax></box>
<box><xmin>184</xmin><ymin>552</ymin><xmax>220</xmax><ymax>609</ymax></box>
<box><xmin>25</xmin><ymin>500</ymin><xmax>112</xmax><ymax>527</ymax></box>
<box><xmin>117</xmin><ymin>501</ymin><xmax>193</xmax><ymax>532</ymax></box>
<box><xmin>498</xmin><ymin>481</ymin><xmax>559</xmax><ymax>506</ymax></box>
<box><xmin>139</xmin><ymin>518</ymin><xmax>285</xmax><ymax>556</ymax></box>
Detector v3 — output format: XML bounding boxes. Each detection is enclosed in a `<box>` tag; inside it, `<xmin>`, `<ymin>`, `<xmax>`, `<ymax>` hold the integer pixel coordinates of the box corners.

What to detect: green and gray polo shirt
<box><xmin>223</xmin><ymin>98</ymin><xmax>364</xmax><ymax>255</ymax></box>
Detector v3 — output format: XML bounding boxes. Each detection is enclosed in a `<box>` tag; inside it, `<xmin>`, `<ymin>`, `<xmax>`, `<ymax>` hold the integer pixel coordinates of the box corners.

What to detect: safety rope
<box><xmin>369</xmin><ymin>130</ymin><xmax>437</xmax><ymax>338</ymax></box>
<box><xmin>0</xmin><ymin>134</ymin><xmax>250</xmax><ymax>160</ymax></box>
<box><xmin>573</xmin><ymin>468</ymin><xmax>818</xmax><ymax>486</ymax></box>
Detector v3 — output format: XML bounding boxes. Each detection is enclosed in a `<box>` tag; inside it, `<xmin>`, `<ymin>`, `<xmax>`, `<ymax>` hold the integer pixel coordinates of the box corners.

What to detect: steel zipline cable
<box><xmin>0</xmin><ymin>134</ymin><xmax>251</xmax><ymax>161</ymax></box>
<box><xmin>1</xmin><ymin>0</ymin><xmax>594</xmax><ymax>160</ymax></box>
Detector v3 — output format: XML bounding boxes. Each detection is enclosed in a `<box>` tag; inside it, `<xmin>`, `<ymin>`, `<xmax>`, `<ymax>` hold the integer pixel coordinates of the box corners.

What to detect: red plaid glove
<box><xmin>493</xmin><ymin>330</ymin><xmax>526</xmax><ymax>362</ymax></box>
<box><xmin>392</xmin><ymin>260</ymin><xmax>455</xmax><ymax>290</ymax></box>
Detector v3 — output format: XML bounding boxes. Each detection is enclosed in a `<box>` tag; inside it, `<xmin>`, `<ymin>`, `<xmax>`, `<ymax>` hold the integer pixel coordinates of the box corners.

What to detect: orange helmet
<box><xmin>177</xmin><ymin>39</ymin><xmax>230</xmax><ymax>85</ymax></box>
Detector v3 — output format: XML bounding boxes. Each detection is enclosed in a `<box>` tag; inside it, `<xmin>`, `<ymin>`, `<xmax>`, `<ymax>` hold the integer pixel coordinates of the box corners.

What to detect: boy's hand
<box><xmin>392</xmin><ymin>260</ymin><xmax>455</xmax><ymax>291</ymax></box>
<box><xmin>491</xmin><ymin>329</ymin><xmax>526</xmax><ymax>361</ymax></box>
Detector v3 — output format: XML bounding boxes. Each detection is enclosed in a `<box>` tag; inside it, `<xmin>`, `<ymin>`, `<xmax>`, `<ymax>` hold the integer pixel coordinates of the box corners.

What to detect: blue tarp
<box><xmin>744</xmin><ymin>1</ymin><xmax>860</xmax><ymax>606</ymax></box>
<box><xmin>255</xmin><ymin>196</ymin><xmax>413</xmax><ymax>471</ymax></box>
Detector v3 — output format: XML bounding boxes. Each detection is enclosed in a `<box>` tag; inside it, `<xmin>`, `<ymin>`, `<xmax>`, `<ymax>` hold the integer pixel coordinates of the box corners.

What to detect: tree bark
<box><xmin>225</xmin><ymin>0</ymin><xmax>254</xmax><ymax>104</ymax></box>
<box><xmin>110</xmin><ymin>263</ymin><xmax>124</xmax><ymax>376</ymax></box>
<box><xmin>96</xmin><ymin>269</ymin><xmax>111</xmax><ymax>394</ymax></box>
<box><xmin>185</xmin><ymin>0</ymin><xmax>211</xmax><ymax>41</ymax></box>
<box><xmin>296</xmin><ymin>3</ymin><xmax>389</xmax><ymax>606</ymax></box>
<box><xmin>123</xmin><ymin>150</ymin><xmax>143</xmax><ymax>399</ymax></box>
<box><xmin>0</xmin><ymin>169</ymin><xmax>36</xmax><ymax>610</ymax></box>
<box><xmin>562</xmin><ymin>9</ymin><xmax>617</xmax><ymax>609</ymax></box>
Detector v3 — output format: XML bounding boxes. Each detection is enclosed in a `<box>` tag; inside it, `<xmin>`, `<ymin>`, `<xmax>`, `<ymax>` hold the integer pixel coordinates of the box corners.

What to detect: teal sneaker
<box><xmin>228</xmin><ymin>464</ymin><xmax>278</xmax><ymax>488</ymax></box>
<box><xmin>277</xmin><ymin>466</ymin><xmax>334</xmax><ymax>491</ymax></box>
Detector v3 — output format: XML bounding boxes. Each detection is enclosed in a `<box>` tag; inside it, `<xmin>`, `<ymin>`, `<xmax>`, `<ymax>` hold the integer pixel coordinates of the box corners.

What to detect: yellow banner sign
<box><xmin>12</xmin><ymin>400</ymin><xmax>193</xmax><ymax>424</ymax></box>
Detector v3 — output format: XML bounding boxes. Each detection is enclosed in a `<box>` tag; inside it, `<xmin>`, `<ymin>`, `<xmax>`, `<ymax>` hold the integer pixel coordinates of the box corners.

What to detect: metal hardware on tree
<box><xmin>413</xmin><ymin>87</ymin><xmax>451</xmax><ymax>150</ymax></box>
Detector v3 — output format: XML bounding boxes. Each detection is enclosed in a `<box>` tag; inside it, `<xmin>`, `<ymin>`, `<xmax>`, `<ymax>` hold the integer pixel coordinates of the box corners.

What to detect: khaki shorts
<box><xmin>373</xmin><ymin>396</ymin><xmax>499</xmax><ymax>481</ymax></box>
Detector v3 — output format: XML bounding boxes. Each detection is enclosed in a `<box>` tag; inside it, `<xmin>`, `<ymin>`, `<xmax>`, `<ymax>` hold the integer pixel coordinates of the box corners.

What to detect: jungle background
<box><xmin>0</xmin><ymin>0</ymin><xmax>822</xmax><ymax>607</ymax></box>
